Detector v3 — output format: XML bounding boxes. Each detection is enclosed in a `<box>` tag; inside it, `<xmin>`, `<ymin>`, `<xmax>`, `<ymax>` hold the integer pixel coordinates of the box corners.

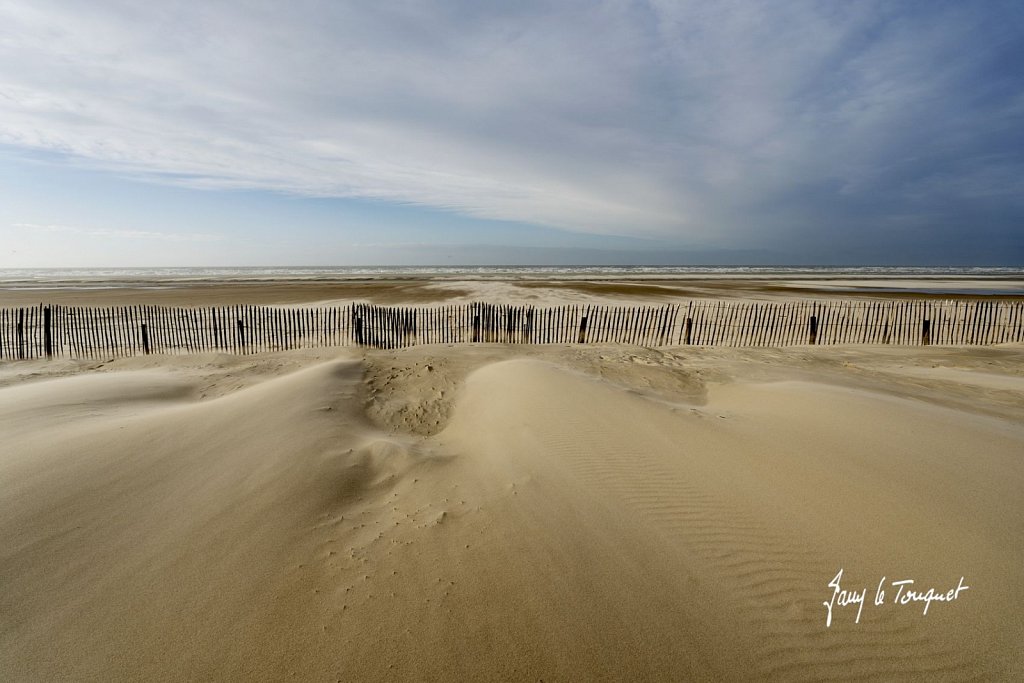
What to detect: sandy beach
<box><xmin>2</xmin><ymin>270</ymin><xmax>1023</xmax><ymax>308</ymax></box>
<box><xmin>0</xmin><ymin>279</ymin><xmax>1021</xmax><ymax>681</ymax></box>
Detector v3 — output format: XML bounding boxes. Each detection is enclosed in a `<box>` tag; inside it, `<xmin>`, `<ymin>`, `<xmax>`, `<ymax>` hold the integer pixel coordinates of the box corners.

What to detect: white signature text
<box><xmin>823</xmin><ymin>568</ymin><xmax>969</xmax><ymax>627</ymax></box>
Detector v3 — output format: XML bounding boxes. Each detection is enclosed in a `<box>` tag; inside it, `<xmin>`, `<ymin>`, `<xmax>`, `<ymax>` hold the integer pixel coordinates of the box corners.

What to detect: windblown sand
<box><xmin>1</xmin><ymin>342</ymin><xmax>1022</xmax><ymax>680</ymax></box>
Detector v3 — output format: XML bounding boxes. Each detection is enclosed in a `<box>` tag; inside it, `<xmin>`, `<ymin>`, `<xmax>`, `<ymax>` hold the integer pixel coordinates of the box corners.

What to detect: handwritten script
<box><xmin>823</xmin><ymin>568</ymin><xmax>969</xmax><ymax>627</ymax></box>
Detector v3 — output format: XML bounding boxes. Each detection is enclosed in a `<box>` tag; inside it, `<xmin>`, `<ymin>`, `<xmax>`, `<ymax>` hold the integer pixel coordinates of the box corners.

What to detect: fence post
<box><xmin>472</xmin><ymin>315</ymin><xmax>480</xmax><ymax>343</ymax></box>
<box><xmin>237</xmin><ymin>319</ymin><xmax>245</xmax><ymax>351</ymax></box>
<box><xmin>212</xmin><ymin>309</ymin><xmax>221</xmax><ymax>350</ymax></box>
<box><xmin>43</xmin><ymin>306</ymin><xmax>53</xmax><ymax>358</ymax></box>
<box><xmin>685</xmin><ymin>317</ymin><xmax>692</xmax><ymax>345</ymax></box>
<box><xmin>16</xmin><ymin>308</ymin><xmax>24</xmax><ymax>360</ymax></box>
<box><xmin>809</xmin><ymin>315</ymin><xmax>818</xmax><ymax>345</ymax></box>
<box><xmin>922</xmin><ymin>319</ymin><xmax>931</xmax><ymax>346</ymax></box>
<box><xmin>141</xmin><ymin>323</ymin><xmax>150</xmax><ymax>354</ymax></box>
<box><xmin>355</xmin><ymin>316</ymin><xmax>364</xmax><ymax>346</ymax></box>
<box><xmin>577</xmin><ymin>315</ymin><xmax>588</xmax><ymax>344</ymax></box>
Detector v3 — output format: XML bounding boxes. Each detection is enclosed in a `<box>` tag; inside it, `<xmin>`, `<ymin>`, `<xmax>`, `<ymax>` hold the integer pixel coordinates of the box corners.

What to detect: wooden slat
<box><xmin>1010</xmin><ymin>302</ymin><xmax>1022</xmax><ymax>343</ymax></box>
<box><xmin>0</xmin><ymin>309</ymin><xmax>7</xmax><ymax>360</ymax></box>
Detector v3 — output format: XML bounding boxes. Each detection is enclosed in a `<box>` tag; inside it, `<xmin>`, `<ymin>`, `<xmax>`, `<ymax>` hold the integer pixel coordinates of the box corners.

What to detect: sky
<box><xmin>1</xmin><ymin>0</ymin><xmax>1022</xmax><ymax>267</ymax></box>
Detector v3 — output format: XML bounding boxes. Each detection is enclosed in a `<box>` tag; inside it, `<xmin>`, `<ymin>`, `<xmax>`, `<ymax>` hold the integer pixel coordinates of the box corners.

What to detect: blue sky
<box><xmin>1</xmin><ymin>0</ymin><xmax>1022</xmax><ymax>267</ymax></box>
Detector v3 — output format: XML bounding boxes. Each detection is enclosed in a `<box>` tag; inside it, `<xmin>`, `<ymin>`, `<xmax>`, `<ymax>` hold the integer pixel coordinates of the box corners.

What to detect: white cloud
<box><xmin>0</xmin><ymin>0</ymin><xmax>1021</xmax><ymax>247</ymax></box>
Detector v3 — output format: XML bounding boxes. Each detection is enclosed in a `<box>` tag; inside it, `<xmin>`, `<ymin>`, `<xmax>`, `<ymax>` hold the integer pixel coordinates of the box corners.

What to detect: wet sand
<box><xmin>1</xmin><ymin>274</ymin><xmax>1022</xmax><ymax>308</ymax></box>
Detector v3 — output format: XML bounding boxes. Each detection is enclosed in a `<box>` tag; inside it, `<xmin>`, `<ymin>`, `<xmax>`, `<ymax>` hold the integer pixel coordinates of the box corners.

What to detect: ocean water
<box><xmin>0</xmin><ymin>266</ymin><xmax>1021</xmax><ymax>291</ymax></box>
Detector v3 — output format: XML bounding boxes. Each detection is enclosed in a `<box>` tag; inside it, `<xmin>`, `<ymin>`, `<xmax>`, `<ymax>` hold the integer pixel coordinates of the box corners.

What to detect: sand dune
<box><xmin>1</xmin><ymin>345</ymin><xmax>1022</xmax><ymax>680</ymax></box>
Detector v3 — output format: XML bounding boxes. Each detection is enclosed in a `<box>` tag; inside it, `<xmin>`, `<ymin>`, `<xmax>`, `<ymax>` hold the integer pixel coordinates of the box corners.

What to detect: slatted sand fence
<box><xmin>335</xmin><ymin>302</ymin><xmax>682</xmax><ymax>348</ymax></box>
<box><xmin>1</xmin><ymin>299</ymin><xmax>1022</xmax><ymax>360</ymax></box>
<box><xmin>0</xmin><ymin>304</ymin><xmax>356</xmax><ymax>360</ymax></box>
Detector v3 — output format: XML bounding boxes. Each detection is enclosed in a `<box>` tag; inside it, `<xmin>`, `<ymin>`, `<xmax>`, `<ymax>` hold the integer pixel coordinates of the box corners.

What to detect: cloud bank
<box><xmin>1</xmin><ymin>1</ymin><xmax>1022</xmax><ymax>258</ymax></box>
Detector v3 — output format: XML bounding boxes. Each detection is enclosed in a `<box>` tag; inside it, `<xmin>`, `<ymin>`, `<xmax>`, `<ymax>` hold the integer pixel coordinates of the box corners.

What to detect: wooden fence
<box><xmin>1</xmin><ymin>299</ymin><xmax>1022</xmax><ymax>360</ymax></box>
